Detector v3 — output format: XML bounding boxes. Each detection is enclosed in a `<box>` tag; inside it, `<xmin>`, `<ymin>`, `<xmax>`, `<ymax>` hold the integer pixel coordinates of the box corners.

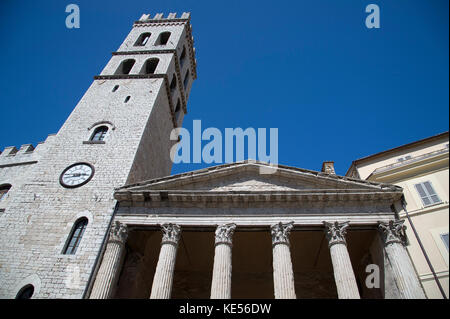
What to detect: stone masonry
<box><xmin>0</xmin><ymin>12</ymin><xmax>196</xmax><ymax>299</ymax></box>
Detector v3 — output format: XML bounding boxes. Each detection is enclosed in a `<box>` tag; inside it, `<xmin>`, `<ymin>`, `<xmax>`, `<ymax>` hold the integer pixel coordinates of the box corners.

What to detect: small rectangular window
<box><xmin>414</xmin><ymin>181</ymin><xmax>441</xmax><ymax>207</ymax></box>
<box><xmin>441</xmin><ymin>233</ymin><xmax>449</xmax><ymax>251</ymax></box>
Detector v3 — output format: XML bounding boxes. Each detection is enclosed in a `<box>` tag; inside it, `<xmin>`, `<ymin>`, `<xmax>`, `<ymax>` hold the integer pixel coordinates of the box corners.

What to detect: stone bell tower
<box><xmin>96</xmin><ymin>11</ymin><xmax>197</xmax><ymax>184</ymax></box>
<box><xmin>0</xmin><ymin>12</ymin><xmax>197</xmax><ymax>299</ymax></box>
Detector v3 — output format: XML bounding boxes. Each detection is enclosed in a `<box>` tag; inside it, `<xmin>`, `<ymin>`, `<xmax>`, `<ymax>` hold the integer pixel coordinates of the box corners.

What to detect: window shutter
<box><xmin>441</xmin><ymin>233</ymin><xmax>449</xmax><ymax>251</ymax></box>
<box><xmin>414</xmin><ymin>181</ymin><xmax>441</xmax><ymax>207</ymax></box>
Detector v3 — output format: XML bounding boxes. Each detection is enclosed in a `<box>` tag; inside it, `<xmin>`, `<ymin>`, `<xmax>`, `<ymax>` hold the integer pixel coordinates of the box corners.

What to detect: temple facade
<box><xmin>0</xmin><ymin>12</ymin><xmax>427</xmax><ymax>299</ymax></box>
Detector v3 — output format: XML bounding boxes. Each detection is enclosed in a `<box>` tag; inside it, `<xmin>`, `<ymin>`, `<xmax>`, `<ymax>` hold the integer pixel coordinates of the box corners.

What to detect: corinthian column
<box><xmin>324</xmin><ymin>221</ymin><xmax>360</xmax><ymax>299</ymax></box>
<box><xmin>210</xmin><ymin>223</ymin><xmax>236</xmax><ymax>299</ymax></box>
<box><xmin>90</xmin><ymin>221</ymin><xmax>128</xmax><ymax>299</ymax></box>
<box><xmin>271</xmin><ymin>222</ymin><xmax>296</xmax><ymax>299</ymax></box>
<box><xmin>379</xmin><ymin>220</ymin><xmax>426</xmax><ymax>299</ymax></box>
<box><xmin>149</xmin><ymin>223</ymin><xmax>181</xmax><ymax>299</ymax></box>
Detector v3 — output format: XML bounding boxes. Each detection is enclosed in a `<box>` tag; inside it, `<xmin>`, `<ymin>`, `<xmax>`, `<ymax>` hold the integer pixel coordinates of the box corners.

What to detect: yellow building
<box><xmin>347</xmin><ymin>132</ymin><xmax>449</xmax><ymax>299</ymax></box>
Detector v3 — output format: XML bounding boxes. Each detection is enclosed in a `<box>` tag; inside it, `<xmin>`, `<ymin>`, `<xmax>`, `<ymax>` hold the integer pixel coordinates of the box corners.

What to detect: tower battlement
<box><xmin>136</xmin><ymin>12</ymin><xmax>191</xmax><ymax>23</ymax></box>
<box><xmin>0</xmin><ymin>134</ymin><xmax>56</xmax><ymax>166</ymax></box>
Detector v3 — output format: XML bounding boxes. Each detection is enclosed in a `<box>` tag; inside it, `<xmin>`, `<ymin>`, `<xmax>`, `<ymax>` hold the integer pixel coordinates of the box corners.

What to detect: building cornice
<box><xmin>367</xmin><ymin>149</ymin><xmax>449</xmax><ymax>182</ymax></box>
<box><xmin>0</xmin><ymin>160</ymin><xmax>38</xmax><ymax>168</ymax></box>
<box><xmin>116</xmin><ymin>161</ymin><xmax>401</xmax><ymax>194</ymax></box>
<box><xmin>398</xmin><ymin>202</ymin><xmax>449</xmax><ymax>218</ymax></box>
<box><xmin>114</xmin><ymin>189</ymin><xmax>403</xmax><ymax>205</ymax></box>
<box><xmin>113</xmin><ymin>214</ymin><xmax>396</xmax><ymax>228</ymax></box>
<box><xmin>346</xmin><ymin>131</ymin><xmax>449</xmax><ymax>176</ymax></box>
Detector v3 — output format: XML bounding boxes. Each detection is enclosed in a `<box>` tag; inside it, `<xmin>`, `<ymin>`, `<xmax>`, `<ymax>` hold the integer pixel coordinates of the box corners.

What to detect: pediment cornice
<box><xmin>115</xmin><ymin>161</ymin><xmax>403</xmax><ymax>205</ymax></box>
<box><xmin>114</xmin><ymin>188</ymin><xmax>402</xmax><ymax>204</ymax></box>
<box><xmin>117</xmin><ymin>161</ymin><xmax>401</xmax><ymax>194</ymax></box>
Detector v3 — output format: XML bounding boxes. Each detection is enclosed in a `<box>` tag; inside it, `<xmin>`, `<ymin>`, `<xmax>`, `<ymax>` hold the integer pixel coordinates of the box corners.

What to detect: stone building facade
<box><xmin>0</xmin><ymin>12</ymin><xmax>196</xmax><ymax>299</ymax></box>
<box><xmin>0</xmin><ymin>13</ymin><xmax>426</xmax><ymax>299</ymax></box>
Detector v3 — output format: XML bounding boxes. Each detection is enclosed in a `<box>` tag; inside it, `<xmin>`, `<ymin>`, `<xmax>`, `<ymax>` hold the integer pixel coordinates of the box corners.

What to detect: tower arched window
<box><xmin>135</xmin><ymin>32</ymin><xmax>151</xmax><ymax>46</ymax></box>
<box><xmin>175</xmin><ymin>99</ymin><xmax>181</xmax><ymax>121</ymax></box>
<box><xmin>156</xmin><ymin>32</ymin><xmax>171</xmax><ymax>45</ymax></box>
<box><xmin>63</xmin><ymin>217</ymin><xmax>88</xmax><ymax>255</ymax></box>
<box><xmin>170</xmin><ymin>74</ymin><xmax>177</xmax><ymax>94</ymax></box>
<box><xmin>90</xmin><ymin>126</ymin><xmax>108</xmax><ymax>142</ymax></box>
<box><xmin>140</xmin><ymin>58</ymin><xmax>159</xmax><ymax>75</ymax></box>
<box><xmin>180</xmin><ymin>46</ymin><xmax>186</xmax><ymax>68</ymax></box>
<box><xmin>0</xmin><ymin>184</ymin><xmax>11</xmax><ymax>201</ymax></box>
<box><xmin>115</xmin><ymin>59</ymin><xmax>135</xmax><ymax>75</ymax></box>
<box><xmin>183</xmin><ymin>70</ymin><xmax>190</xmax><ymax>90</ymax></box>
<box><xmin>16</xmin><ymin>285</ymin><xmax>34</xmax><ymax>299</ymax></box>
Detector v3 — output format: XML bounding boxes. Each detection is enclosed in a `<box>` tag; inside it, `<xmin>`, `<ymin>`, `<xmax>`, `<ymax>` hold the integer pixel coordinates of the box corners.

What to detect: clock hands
<box><xmin>65</xmin><ymin>173</ymin><xmax>90</xmax><ymax>178</ymax></box>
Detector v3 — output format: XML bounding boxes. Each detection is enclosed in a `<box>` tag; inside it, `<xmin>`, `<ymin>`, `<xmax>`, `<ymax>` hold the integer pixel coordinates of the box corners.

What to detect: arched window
<box><xmin>0</xmin><ymin>184</ymin><xmax>11</xmax><ymax>201</ymax></box>
<box><xmin>16</xmin><ymin>285</ymin><xmax>34</xmax><ymax>299</ymax></box>
<box><xmin>156</xmin><ymin>32</ymin><xmax>171</xmax><ymax>45</ymax></box>
<box><xmin>183</xmin><ymin>70</ymin><xmax>190</xmax><ymax>90</ymax></box>
<box><xmin>135</xmin><ymin>32</ymin><xmax>151</xmax><ymax>46</ymax></box>
<box><xmin>175</xmin><ymin>99</ymin><xmax>181</xmax><ymax>121</ymax></box>
<box><xmin>63</xmin><ymin>217</ymin><xmax>88</xmax><ymax>255</ymax></box>
<box><xmin>115</xmin><ymin>59</ymin><xmax>135</xmax><ymax>75</ymax></box>
<box><xmin>140</xmin><ymin>58</ymin><xmax>159</xmax><ymax>74</ymax></box>
<box><xmin>179</xmin><ymin>46</ymin><xmax>186</xmax><ymax>68</ymax></box>
<box><xmin>170</xmin><ymin>74</ymin><xmax>177</xmax><ymax>93</ymax></box>
<box><xmin>90</xmin><ymin>126</ymin><xmax>108</xmax><ymax>142</ymax></box>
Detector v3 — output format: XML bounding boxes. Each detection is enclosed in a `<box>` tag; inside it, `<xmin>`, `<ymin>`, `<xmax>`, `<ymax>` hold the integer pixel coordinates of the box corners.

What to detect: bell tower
<box><xmin>0</xmin><ymin>12</ymin><xmax>197</xmax><ymax>298</ymax></box>
<box><xmin>95</xmin><ymin>11</ymin><xmax>197</xmax><ymax>183</ymax></box>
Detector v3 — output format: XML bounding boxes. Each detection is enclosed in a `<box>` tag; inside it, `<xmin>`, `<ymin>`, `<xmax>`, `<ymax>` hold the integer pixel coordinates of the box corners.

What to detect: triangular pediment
<box><xmin>117</xmin><ymin>161</ymin><xmax>401</xmax><ymax>195</ymax></box>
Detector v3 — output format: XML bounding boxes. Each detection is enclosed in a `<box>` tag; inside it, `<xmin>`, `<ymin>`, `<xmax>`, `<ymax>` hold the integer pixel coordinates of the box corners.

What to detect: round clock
<box><xmin>60</xmin><ymin>162</ymin><xmax>95</xmax><ymax>188</ymax></box>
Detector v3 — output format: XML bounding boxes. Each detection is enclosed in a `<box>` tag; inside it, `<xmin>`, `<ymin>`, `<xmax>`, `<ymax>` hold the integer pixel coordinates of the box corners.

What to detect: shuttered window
<box><xmin>414</xmin><ymin>181</ymin><xmax>441</xmax><ymax>206</ymax></box>
<box><xmin>441</xmin><ymin>233</ymin><xmax>449</xmax><ymax>251</ymax></box>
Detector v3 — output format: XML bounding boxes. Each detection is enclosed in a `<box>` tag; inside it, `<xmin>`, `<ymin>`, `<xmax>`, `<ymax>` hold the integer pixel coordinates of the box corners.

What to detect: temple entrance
<box><xmin>231</xmin><ymin>230</ymin><xmax>274</xmax><ymax>298</ymax></box>
<box><xmin>113</xmin><ymin>226</ymin><xmax>383</xmax><ymax>299</ymax></box>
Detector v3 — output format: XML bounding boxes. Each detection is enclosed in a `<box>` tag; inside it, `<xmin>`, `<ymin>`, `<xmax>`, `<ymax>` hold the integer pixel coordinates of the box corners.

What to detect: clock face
<box><xmin>60</xmin><ymin>163</ymin><xmax>94</xmax><ymax>188</ymax></box>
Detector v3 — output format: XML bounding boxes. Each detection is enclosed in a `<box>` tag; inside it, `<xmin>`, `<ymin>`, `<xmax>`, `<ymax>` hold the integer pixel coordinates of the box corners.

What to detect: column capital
<box><xmin>271</xmin><ymin>222</ymin><xmax>294</xmax><ymax>247</ymax></box>
<box><xmin>161</xmin><ymin>223</ymin><xmax>181</xmax><ymax>246</ymax></box>
<box><xmin>378</xmin><ymin>220</ymin><xmax>406</xmax><ymax>246</ymax></box>
<box><xmin>324</xmin><ymin>221</ymin><xmax>349</xmax><ymax>247</ymax></box>
<box><xmin>109</xmin><ymin>221</ymin><xmax>128</xmax><ymax>245</ymax></box>
<box><xmin>215</xmin><ymin>223</ymin><xmax>236</xmax><ymax>246</ymax></box>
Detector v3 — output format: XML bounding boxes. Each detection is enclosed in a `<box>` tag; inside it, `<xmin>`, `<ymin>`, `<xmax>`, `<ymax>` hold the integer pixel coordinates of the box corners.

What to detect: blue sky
<box><xmin>0</xmin><ymin>0</ymin><xmax>448</xmax><ymax>176</ymax></box>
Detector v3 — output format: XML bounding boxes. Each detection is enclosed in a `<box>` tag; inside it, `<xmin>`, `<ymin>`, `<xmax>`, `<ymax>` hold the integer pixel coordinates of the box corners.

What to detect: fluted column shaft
<box><xmin>271</xmin><ymin>222</ymin><xmax>296</xmax><ymax>299</ymax></box>
<box><xmin>210</xmin><ymin>223</ymin><xmax>236</xmax><ymax>299</ymax></box>
<box><xmin>150</xmin><ymin>223</ymin><xmax>181</xmax><ymax>299</ymax></box>
<box><xmin>324</xmin><ymin>221</ymin><xmax>360</xmax><ymax>299</ymax></box>
<box><xmin>379</xmin><ymin>221</ymin><xmax>426</xmax><ymax>299</ymax></box>
<box><xmin>90</xmin><ymin>221</ymin><xmax>128</xmax><ymax>299</ymax></box>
